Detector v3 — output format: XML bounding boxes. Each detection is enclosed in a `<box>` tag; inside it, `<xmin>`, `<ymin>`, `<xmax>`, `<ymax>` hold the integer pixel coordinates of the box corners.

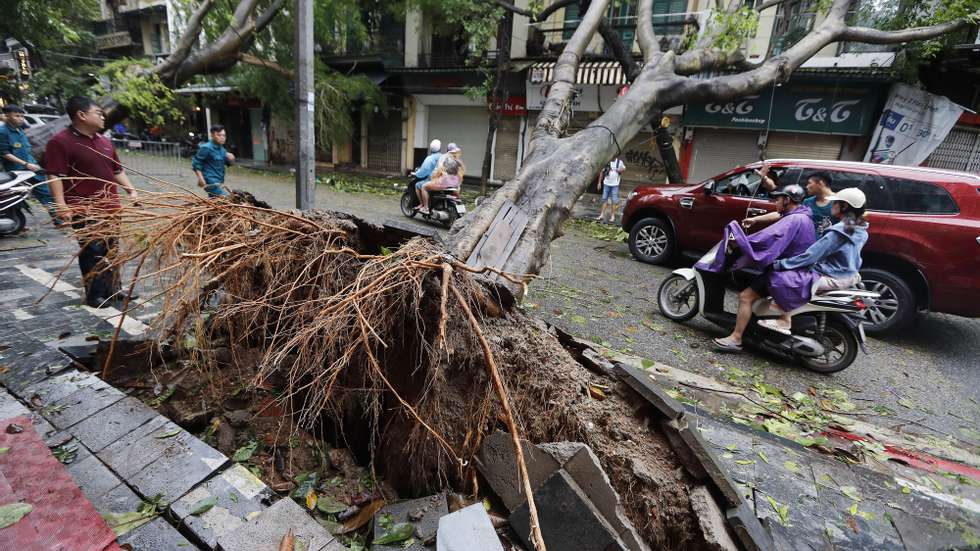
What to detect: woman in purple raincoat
<box><xmin>696</xmin><ymin>185</ymin><xmax>816</xmax><ymax>351</ymax></box>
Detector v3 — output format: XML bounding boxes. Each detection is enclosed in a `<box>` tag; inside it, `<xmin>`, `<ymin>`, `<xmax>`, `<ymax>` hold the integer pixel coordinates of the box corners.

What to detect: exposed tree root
<box><xmin>63</xmin><ymin>190</ymin><xmax>704</xmax><ymax>548</ymax></box>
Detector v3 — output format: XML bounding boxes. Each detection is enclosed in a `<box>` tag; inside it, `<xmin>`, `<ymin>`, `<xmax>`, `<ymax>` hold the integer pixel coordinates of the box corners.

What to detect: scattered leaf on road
<box><xmin>340</xmin><ymin>499</ymin><xmax>383</xmax><ymax>533</ymax></box>
<box><xmin>278</xmin><ymin>529</ymin><xmax>295</xmax><ymax>551</ymax></box>
<box><xmin>373</xmin><ymin>522</ymin><xmax>414</xmax><ymax>545</ymax></box>
<box><xmin>0</xmin><ymin>503</ymin><xmax>32</xmax><ymax>529</ymax></box>
<box><xmin>758</xmin><ymin>451</ymin><xmax>769</xmax><ymax>463</ymax></box>
<box><xmin>154</xmin><ymin>428</ymin><xmax>181</xmax><ymax>439</ymax></box>
<box><xmin>189</xmin><ymin>496</ymin><xmax>218</xmax><ymax>516</ymax></box>
<box><xmin>305</xmin><ymin>490</ymin><xmax>317</xmax><ymax>511</ymax></box>
<box><xmin>640</xmin><ymin>359</ymin><xmax>654</xmax><ymax>369</ymax></box>
<box><xmin>783</xmin><ymin>461</ymin><xmax>801</xmax><ymax>474</ymax></box>
<box><xmin>735</xmin><ymin>459</ymin><xmax>756</xmax><ymax>465</ymax></box>
<box><xmin>0</xmin><ymin>447</ymin><xmax>9</xmax><ymax>455</ymax></box>
<box><xmin>103</xmin><ymin>510</ymin><xmax>155</xmax><ymax>536</ymax></box>
<box><xmin>901</xmin><ymin>485</ymin><xmax>911</xmax><ymax>494</ymax></box>
<box><xmin>840</xmin><ymin>486</ymin><xmax>862</xmax><ymax>502</ymax></box>
<box><xmin>232</xmin><ymin>440</ymin><xmax>259</xmax><ymax>462</ymax></box>
<box><xmin>765</xmin><ymin>496</ymin><xmax>789</xmax><ymax>526</ymax></box>
<box><xmin>317</xmin><ymin>496</ymin><xmax>347</xmax><ymax>515</ymax></box>
<box><xmin>569</xmin><ymin>314</ymin><xmax>587</xmax><ymax>325</ymax></box>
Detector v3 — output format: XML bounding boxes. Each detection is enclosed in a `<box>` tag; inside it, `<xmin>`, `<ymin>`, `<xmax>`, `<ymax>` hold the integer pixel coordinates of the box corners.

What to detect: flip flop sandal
<box><xmin>757</xmin><ymin>319</ymin><xmax>792</xmax><ymax>335</ymax></box>
<box><xmin>712</xmin><ymin>338</ymin><xmax>743</xmax><ymax>352</ymax></box>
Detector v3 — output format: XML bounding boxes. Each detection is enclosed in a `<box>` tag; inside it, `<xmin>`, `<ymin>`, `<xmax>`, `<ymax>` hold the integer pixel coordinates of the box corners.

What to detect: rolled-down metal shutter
<box><xmin>493</xmin><ymin>117</ymin><xmax>521</xmax><ymax>181</ymax></box>
<box><xmin>925</xmin><ymin>127</ymin><xmax>980</xmax><ymax>174</ymax></box>
<box><xmin>765</xmin><ymin>132</ymin><xmax>843</xmax><ymax>161</ymax></box>
<box><xmin>367</xmin><ymin>105</ymin><xmax>402</xmax><ymax>173</ymax></box>
<box><xmin>427</xmin><ymin>106</ymin><xmax>490</xmax><ymax>178</ymax></box>
<box><xmin>689</xmin><ymin>129</ymin><xmax>762</xmax><ymax>183</ymax></box>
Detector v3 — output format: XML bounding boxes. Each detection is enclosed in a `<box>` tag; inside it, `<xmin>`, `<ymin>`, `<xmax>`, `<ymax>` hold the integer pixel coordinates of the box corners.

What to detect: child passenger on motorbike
<box><xmin>758</xmin><ymin>188</ymin><xmax>869</xmax><ymax>335</ymax></box>
<box><xmin>416</xmin><ymin>157</ymin><xmax>462</xmax><ymax>215</ymax></box>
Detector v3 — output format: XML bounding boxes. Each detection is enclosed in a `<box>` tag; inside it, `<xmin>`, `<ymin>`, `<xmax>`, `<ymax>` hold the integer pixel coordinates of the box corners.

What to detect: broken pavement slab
<box><xmin>476</xmin><ymin>430</ymin><xmax>562</xmax><ymax>512</ymax></box>
<box><xmin>615</xmin><ymin>361</ymin><xmax>686</xmax><ymax>420</ymax></box>
<box><xmin>510</xmin><ymin>469</ymin><xmax>628</xmax><ymax>551</ymax></box>
<box><xmin>373</xmin><ymin>493</ymin><xmax>448</xmax><ymax>550</ymax></box>
<box><xmin>68</xmin><ymin>395</ymin><xmax>160</xmax><ymax>452</ymax></box>
<box><xmin>689</xmin><ymin>486</ymin><xmax>739</xmax><ymax>551</ymax></box>
<box><xmin>215</xmin><ymin>496</ymin><xmax>344</xmax><ymax>551</ymax></box>
<box><xmin>171</xmin><ymin>463</ymin><xmax>273</xmax><ymax>549</ymax></box>
<box><xmin>436</xmin><ymin>502</ymin><xmax>504</xmax><ymax>551</ymax></box>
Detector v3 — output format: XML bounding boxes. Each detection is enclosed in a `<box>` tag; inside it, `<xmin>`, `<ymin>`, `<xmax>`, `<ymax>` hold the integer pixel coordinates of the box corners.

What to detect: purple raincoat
<box><xmin>695</xmin><ymin>206</ymin><xmax>817</xmax><ymax>311</ymax></box>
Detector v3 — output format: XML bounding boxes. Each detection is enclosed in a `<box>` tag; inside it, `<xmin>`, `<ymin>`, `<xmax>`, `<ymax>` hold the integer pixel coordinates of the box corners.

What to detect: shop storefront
<box><xmin>682</xmin><ymin>80</ymin><xmax>885</xmax><ymax>182</ymax></box>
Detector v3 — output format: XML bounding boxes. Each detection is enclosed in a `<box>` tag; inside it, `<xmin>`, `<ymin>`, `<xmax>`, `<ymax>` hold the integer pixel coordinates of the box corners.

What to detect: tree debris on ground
<box><xmin>61</xmin><ymin>189</ymin><xmax>720</xmax><ymax>549</ymax></box>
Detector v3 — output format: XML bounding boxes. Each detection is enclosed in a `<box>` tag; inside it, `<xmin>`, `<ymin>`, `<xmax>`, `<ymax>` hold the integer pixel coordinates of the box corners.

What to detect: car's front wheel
<box><xmin>857</xmin><ymin>268</ymin><xmax>916</xmax><ymax>335</ymax></box>
<box><xmin>628</xmin><ymin>217</ymin><xmax>675</xmax><ymax>264</ymax></box>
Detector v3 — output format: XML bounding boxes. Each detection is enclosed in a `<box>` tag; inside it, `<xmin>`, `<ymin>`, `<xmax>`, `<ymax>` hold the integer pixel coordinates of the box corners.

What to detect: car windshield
<box><xmin>712</xmin><ymin>167</ymin><xmax>788</xmax><ymax>198</ymax></box>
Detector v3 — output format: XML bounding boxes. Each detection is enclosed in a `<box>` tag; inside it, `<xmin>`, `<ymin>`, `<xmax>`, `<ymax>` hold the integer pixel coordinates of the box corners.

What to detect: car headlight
<box><xmin>627</xmin><ymin>191</ymin><xmax>637</xmax><ymax>201</ymax></box>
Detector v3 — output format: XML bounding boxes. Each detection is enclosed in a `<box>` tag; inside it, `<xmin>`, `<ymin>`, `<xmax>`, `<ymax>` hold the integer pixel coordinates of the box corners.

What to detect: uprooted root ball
<box><xmin>68</xmin><ymin>191</ymin><xmax>704</xmax><ymax>548</ymax></box>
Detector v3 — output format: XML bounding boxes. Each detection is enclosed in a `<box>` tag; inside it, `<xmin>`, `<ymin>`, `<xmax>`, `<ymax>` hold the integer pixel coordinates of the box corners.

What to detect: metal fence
<box><xmin>112</xmin><ymin>139</ymin><xmax>185</xmax><ymax>186</ymax></box>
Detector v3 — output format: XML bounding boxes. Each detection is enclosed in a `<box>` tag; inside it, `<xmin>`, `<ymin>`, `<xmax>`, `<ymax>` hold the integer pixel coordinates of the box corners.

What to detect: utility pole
<box><xmin>295</xmin><ymin>0</ymin><xmax>315</xmax><ymax>209</ymax></box>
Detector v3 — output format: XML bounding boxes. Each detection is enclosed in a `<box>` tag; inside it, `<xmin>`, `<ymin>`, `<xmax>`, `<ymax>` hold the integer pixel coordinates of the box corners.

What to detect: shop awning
<box><xmin>527</xmin><ymin>61</ymin><xmax>627</xmax><ymax>85</ymax></box>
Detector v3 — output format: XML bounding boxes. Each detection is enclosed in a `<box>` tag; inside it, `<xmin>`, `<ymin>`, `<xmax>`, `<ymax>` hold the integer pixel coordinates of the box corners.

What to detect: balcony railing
<box><xmin>322</xmin><ymin>35</ymin><xmax>404</xmax><ymax>61</ymax></box>
<box><xmin>417</xmin><ymin>49</ymin><xmax>498</xmax><ymax>69</ymax></box>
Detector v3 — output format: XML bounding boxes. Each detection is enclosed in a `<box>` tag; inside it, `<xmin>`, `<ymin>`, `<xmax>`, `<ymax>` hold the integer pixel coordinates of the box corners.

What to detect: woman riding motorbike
<box><xmin>758</xmin><ymin>187</ymin><xmax>869</xmax><ymax>335</ymax></box>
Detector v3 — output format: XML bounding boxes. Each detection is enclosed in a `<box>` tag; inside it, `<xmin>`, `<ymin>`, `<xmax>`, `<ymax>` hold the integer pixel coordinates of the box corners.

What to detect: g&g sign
<box><xmin>682</xmin><ymin>83</ymin><xmax>881</xmax><ymax>136</ymax></box>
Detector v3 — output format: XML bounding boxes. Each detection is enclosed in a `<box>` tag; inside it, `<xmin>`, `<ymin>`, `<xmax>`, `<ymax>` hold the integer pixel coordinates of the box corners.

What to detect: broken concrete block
<box><xmin>536</xmin><ymin>441</ymin><xmax>586</xmax><ymax>465</ymax></box>
<box><xmin>661</xmin><ymin>414</ymin><xmax>742</xmax><ymax>507</ymax></box>
<box><xmin>563</xmin><ymin>446</ymin><xmax>650</xmax><ymax>551</ymax></box>
<box><xmin>689</xmin><ymin>486</ymin><xmax>739</xmax><ymax>551</ymax></box>
<box><xmin>436</xmin><ymin>503</ymin><xmax>503</xmax><ymax>551</ymax></box>
<box><xmin>216</xmin><ymin>497</ymin><xmax>343</xmax><ymax>551</ymax></box>
<box><xmin>580</xmin><ymin>348</ymin><xmax>616</xmax><ymax>376</ymax></box>
<box><xmin>373</xmin><ymin>493</ymin><xmax>448</xmax><ymax>551</ymax></box>
<box><xmin>725</xmin><ymin>502</ymin><xmax>776</xmax><ymax>551</ymax></box>
<box><xmin>615</xmin><ymin>362</ymin><xmax>686</xmax><ymax>421</ymax></box>
<box><xmin>476</xmin><ymin>431</ymin><xmax>561</xmax><ymax>512</ymax></box>
<box><xmin>510</xmin><ymin>470</ymin><xmax>628</xmax><ymax>551</ymax></box>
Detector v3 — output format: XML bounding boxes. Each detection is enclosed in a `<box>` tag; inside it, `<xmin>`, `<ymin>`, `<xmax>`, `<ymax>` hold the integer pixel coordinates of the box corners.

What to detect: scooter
<box><xmin>399</xmin><ymin>172</ymin><xmax>467</xmax><ymax>227</ymax></box>
<box><xmin>0</xmin><ymin>171</ymin><xmax>35</xmax><ymax>236</ymax></box>
<box><xmin>656</xmin><ymin>242</ymin><xmax>877</xmax><ymax>373</ymax></box>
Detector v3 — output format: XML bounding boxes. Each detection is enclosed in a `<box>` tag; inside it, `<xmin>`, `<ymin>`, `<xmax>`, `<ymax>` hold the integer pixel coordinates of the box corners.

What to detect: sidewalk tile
<box><xmin>0</xmin><ymin>388</ymin><xmax>30</xmax><ymax>419</ymax></box>
<box><xmin>69</xmin><ymin>396</ymin><xmax>159</xmax><ymax>452</ymax></box>
<box><xmin>128</xmin><ymin>432</ymin><xmax>228</xmax><ymax>504</ymax></box>
<box><xmin>215</xmin><ymin>497</ymin><xmax>343</xmax><ymax>551</ymax></box>
<box><xmin>22</xmin><ymin>369</ymin><xmax>106</xmax><ymax>407</ymax></box>
<box><xmin>44</xmin><ymin>383</ymin><xmax>126</xmax><ymax>429</ymax></box>
<box><xmin>171</xmin><ymin>464</ymin><xmax>272</xmax><ymax>548</ymax></box>
<box><xmin>118</xmin><ymin>516</ymin><xmax>199</xmax><ymax>550</ymax></box>
<box><xmin>97</xmin><ymin>415</ymin><xmax>171</xmax><ymax>478</ymax></box>
<box><xmin>67</xmin><ymin>452</ymin><xmax>127</xmax><ymax>504</ymax></box>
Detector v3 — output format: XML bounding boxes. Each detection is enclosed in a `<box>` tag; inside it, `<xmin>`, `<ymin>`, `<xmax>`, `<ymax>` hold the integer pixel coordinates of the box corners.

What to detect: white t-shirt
<box><xmin>603</xmin><ymin>159</ymin><xmax>625</xmax><ymax>187</ymax></box>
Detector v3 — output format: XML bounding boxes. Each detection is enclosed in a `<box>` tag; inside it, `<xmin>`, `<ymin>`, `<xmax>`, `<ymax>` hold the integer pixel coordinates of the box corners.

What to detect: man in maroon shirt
<box><xmin>46</xmin><ymin>96</ymin><xmax>138</xmax><ymax>308</ymax></box>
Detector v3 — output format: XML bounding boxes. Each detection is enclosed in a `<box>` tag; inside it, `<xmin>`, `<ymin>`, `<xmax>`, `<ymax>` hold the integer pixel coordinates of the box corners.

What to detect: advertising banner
<box><xmin>863</xmin><ymin>83</ymin><xmax>965</xmax><ymax>166</ymax></box>
<box><xmin>682</xmin><ymin>82</ymin><xmax>882</xmax><ymax>136</ymax></box>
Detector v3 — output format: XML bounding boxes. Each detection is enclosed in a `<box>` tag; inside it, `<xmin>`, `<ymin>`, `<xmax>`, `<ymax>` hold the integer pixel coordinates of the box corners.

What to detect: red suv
<box><xmin>621</xmin><ymin>160</ymin><xmax>980</xmax><ymax>334</ymax></box>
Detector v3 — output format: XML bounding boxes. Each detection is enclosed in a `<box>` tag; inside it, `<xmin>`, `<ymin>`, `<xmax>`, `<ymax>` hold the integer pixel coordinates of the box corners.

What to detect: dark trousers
<box><xmin>72</xmin><ymin>221</ymin><xmax>118</xmax><ymax>306</ymax></box>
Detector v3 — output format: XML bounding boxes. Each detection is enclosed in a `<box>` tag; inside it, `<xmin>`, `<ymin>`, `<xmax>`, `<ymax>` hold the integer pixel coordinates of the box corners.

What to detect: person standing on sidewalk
<box><xmin>596</xmin><ymin>157</ymin><xmax>625</xmax><ymax>223</ymax></box>
<box><xmin>45</xmin><ymin>96</ymin><xmax>139</xmax><ymax>308</ymax></box>
<box><xmin>0</xmin><ymin>105</ymin><xmax>60</xmax><ymax>226</ymax></box>
<box><xmin>192</xmin><ymin>125</ymin><xmax>235</xmax><ymax>198</ymax></box>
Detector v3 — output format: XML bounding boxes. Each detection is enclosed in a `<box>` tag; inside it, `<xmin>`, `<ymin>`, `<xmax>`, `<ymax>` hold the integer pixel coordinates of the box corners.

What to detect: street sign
<box><xmin>96</xmin><ymin>32</ymin><xmax>134</xmax><ymax>51</ymax></box>
<box><xmin>488</xmin><ymin>95</ymin><xmax>527</xmax><ymax>116</ymax></box>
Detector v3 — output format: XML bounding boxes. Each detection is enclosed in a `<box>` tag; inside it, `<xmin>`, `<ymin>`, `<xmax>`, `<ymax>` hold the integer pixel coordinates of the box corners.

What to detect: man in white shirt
<box><xmin>596</xmin><ymin>157</ymin><xmax>626</xmax><ymax>223</ymax></box>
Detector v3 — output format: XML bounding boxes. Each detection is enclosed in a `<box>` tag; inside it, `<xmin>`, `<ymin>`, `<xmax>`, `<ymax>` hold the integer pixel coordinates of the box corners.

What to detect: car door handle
<box><xmin>747</xmin><ymin>208</ymin><xmax>768</xmax><ymax>216</ymax></box>
<box><xmin>680</xmin><ymin>198</ymin><xmax>694</xmax><ymax>209</ymax></box>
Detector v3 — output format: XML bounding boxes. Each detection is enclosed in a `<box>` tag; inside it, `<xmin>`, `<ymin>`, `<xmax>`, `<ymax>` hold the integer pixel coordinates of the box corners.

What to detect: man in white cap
<box><xmin>413</xmin><ymin>139</ymin><xmax>442</xmax><ymax>202</ymax></box>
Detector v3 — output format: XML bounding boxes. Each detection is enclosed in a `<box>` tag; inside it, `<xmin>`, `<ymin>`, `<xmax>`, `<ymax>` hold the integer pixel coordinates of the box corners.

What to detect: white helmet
<box><xmin>429</xmin><ymin>139</ymin><xmax>442</xmax><ymax>153</ymax></box>
<box><xmin>826</xmin><ymin>187</ymin><xmax>866</xmax><ymax>209</ymax></box>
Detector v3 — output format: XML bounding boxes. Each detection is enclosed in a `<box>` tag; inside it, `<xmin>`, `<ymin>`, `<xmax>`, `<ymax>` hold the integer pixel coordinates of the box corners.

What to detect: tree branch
<box><xmin>255</xmin><ymin>0</ymin><xmax>286</xmax><ymax>34</ymax></box>
<box><xmin>493</xmin><ymin>0</ymin><xmax>579</xmax><ymax>22</ymax></box>
<box><xmin>155</xmin><ymin>0</ymin><xmax>215</xmax><ymax>77</ymax></box>
<box><xmin>598</xmin><ymin>17</ymin><xmax>641</xmax><ymax>81</ymax></box>
<box><xmin>635</xmin><ymin>0</ymin><xmax>658</xmax><ymax>64</ymax></box>
<box><xmin>239</xmin><ymin>52</ymin><xmax>294</xmax><ymax>77</ymax></box>
<box><xmin>532</xmin><ymin>0</ymin><xmax>612</xmax><ymax>142</ymax></box>
<box><xmin>674</xmin><ymin>47</ymin><xmax>744</xmax><ymax>74</ymax></box>
<box><xmin>840</xmin><ymin>18</ymin><xmax>974</xmax><ymax>44</ymax></box>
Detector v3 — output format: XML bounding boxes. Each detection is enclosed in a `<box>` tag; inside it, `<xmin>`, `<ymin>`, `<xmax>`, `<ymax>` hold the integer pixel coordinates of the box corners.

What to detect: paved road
<box><xmin>126</xmin><ymin>154</ymin><xmax>980</xmax><ymax>447</ymax></box>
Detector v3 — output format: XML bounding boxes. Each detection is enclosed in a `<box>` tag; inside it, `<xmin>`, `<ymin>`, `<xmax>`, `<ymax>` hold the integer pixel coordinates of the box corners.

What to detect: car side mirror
<box><xmin>704</xmin><ymin>181</ymin><xmax>715</xmax><ymax>195</ymax></box>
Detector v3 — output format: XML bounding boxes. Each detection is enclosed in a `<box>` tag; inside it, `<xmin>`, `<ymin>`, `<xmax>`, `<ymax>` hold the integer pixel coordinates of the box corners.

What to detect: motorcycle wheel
<box><xmin>0</xmin><ymin>208</ymin><xmax>26</xmax><ymax>235</ymax></box>
<box><xmin>400</xmin><ymin>191</ymin><xmax>417</xmax><ymax>218</ymax></box>
<box><xmin>444</xmin><ymin>203</ymin><xmax>459</xmax><ymax>228</ymax></box>
<box><xmin>798</xmin><ymin>320</ymin><xmax>858</xmax><ymax>374</ymax></box>
<box><xmin>657</xmin><ymin>274</ymin><xmax>699</xmax><ymax>322</ymax></box>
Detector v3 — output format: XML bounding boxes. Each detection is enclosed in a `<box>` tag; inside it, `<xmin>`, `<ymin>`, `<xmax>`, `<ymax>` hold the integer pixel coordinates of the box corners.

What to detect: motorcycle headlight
<box><xmin>627</xmin><ymin>191</ymin><xmax>638</xmax><ymax>202</ymax></box>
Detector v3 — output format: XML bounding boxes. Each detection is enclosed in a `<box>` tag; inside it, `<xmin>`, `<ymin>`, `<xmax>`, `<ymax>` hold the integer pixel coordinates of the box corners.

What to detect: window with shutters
<box><xmin>654</xmin><ymin>0</ymin><xmax>689</xmax><ymax>37</ymax></box>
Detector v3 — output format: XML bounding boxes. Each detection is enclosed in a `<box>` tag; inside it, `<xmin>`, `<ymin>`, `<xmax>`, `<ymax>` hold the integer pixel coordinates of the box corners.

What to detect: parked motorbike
<box><xmin>399</xmin><ymin>172</ymin><xmax>467</xmax><ymax>227</ymax></box>
<box><xmin>0</xmin><ymin>171</ymin><xmax>35</xmax><ymax>236</ymax></box>
<box><xmin>656</xmin><ymin>243</ymin><xmax>876</xmax><ymax>373</ymax></box>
